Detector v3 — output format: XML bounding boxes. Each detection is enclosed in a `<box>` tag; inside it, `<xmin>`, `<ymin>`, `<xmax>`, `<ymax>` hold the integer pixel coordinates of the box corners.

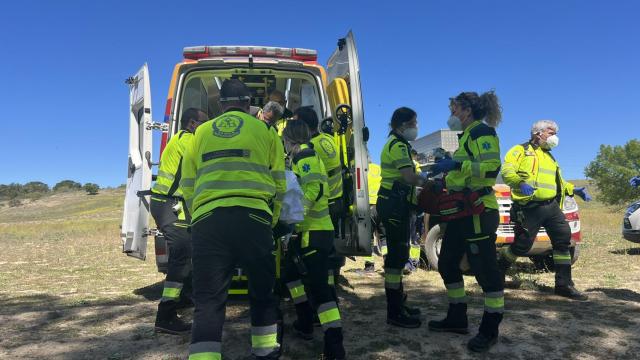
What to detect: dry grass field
<box><xmin>1</xmin><ymin>188</ymin><xmax>639</xmax><ymax>359</ymax></box>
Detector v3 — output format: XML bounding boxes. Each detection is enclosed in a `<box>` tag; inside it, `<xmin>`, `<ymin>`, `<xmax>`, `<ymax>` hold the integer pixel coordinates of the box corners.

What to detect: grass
<box><xmin>1</xmin><ymin>187</ymin><xmax>639</xmax><ymax>359</ymax></box>
<box><xmin>0</xmin><ymin>189</ymin><xmax>164</xmax><ymax>304</ymax></box>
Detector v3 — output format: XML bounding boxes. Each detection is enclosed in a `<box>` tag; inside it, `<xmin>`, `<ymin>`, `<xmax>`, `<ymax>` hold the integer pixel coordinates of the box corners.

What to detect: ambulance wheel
<box><xmin>424</xmin><ymin>223</ymin><xmax>471</xmax><ymax>273</ymax></box>
<box><xmin>424</xmin><ymin>224</ymin><xmax>444</xmax><ymax>271</ymax></box>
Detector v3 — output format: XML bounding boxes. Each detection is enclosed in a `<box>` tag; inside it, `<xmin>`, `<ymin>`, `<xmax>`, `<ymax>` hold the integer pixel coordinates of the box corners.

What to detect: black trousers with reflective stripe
<box><xmin>150</xmin><ymin>197</ymin><xmax>191</xmax><ymax>294</ymax></box>
<box><xmin>190</xmin><ymin>206</ymin><xmax>279</xmax><ymax>346</ymax></box>
<box><xmin>283</xmin><ymin>231</ymin><xmax>336</xmax><ymax>315</ymax></box>
<box><xmin>510</xmin><ymin>200</ymin><xmax>571</xmax><ymax>256</ymax></box>
<box><xmin>439</xmin><ymin>210</ymin><xmax>503</xmax><ymax>295</ymax></box>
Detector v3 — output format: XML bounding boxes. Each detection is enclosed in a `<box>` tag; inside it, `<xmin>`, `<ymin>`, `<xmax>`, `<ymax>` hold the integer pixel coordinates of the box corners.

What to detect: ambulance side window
<box><xmin>179</xmin><ymin>77</ymin><xmax>209</xmax><ymax>129</ymax></box>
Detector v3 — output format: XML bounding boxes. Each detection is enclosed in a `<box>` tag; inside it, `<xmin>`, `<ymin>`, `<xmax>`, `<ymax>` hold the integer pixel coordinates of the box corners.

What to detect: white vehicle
<box><xmin>622</xmin><ymin>200</ymin><xmax>640</xmax><ymax>243</ymax></box>
<box><xmin>120</xmin><ymin>32</ymin><xmax>373</xmax><ymax>272</ymax></box>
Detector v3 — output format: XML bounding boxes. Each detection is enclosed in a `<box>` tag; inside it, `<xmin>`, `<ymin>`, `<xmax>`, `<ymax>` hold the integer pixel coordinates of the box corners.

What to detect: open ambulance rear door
<box><xmin>121</xmin><ymin>64</ymin><xmax>154</xmax><ymax>260</ymax></box>
<box><xmin>326</xmin><ymin>31</ymin><xmax>372</xmax><ymax>256</ymax></box>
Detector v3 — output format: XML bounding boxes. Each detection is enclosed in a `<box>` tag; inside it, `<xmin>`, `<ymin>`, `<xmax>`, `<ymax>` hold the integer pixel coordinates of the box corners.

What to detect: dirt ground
<box><xmin>1</xmin><ymin>189</ymin><xmax>639</xmax><ymax>359</ymax></box>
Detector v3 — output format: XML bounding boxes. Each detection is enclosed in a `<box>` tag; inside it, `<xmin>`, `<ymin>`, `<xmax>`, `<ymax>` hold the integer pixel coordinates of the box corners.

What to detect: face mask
<box><xmin>400</xmin><ymin>127</ymin><xmax>418</xmax><ymax>141</ymax></box>
<box><xmin>447</xmin><ymin>115</ymin><xmax>462</xmax><ymax>131</ymax></box>
<box><xmin>542</xmin><ymin>134</ymin><xmax>559</xmax><ymax>149</ymax></box>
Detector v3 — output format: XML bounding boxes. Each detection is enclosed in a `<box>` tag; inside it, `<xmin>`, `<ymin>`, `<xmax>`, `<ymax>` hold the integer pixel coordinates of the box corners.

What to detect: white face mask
<box><xmin>447</xmin><ymin>115</ymin><xmax>463</xmax><ymax>131</ymax></box>
<box><xmin>400</xmin><ymin>127</ymin><xmax>418</xmax><ymax>141</ymax></box>
<box><xmin>542</xmin><ymin>134</ymin><xmax>559</xmax><ymax>149</ymax></box>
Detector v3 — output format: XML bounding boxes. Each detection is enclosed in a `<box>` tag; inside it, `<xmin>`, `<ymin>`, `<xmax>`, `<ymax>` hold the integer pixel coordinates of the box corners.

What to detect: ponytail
<box><xmin>452</xmin><ymin>90</ymin><xmax>503</xmax><ymax>128</ymax></box>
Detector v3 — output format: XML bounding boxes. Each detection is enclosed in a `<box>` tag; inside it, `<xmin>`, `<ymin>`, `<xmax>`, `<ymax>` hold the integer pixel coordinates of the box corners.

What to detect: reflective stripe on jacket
<box><xmin>445</xmin><ymin>120</ymin><xmax>501</xmax><ymax>210</ymax></box>
<box><xmin>152</xmin><ymin>130</ymin><xmax>192</xmax><ymax>197</ymax></box>
<box><xmin>501</xmin><ymin>141</ymin><xmax>574</xmax><ymax>208</ymax></box>
<box><xmin>310</xmin><ymin>133</ymin><xmax>343</xmax><ymax>200</ymax></box>
<box><xmin>292</xmin><ymin>144</ymin><xmax>334</xmax><ymax>232</ymax></box>
<box><xmin>180</xmin><ymin>111</ymin><xmax>286</xmax><ymax>224</ymax></box>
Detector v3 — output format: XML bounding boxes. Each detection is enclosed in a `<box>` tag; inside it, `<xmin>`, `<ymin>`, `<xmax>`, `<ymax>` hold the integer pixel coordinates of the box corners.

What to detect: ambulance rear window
<box><xmin>176</xmin><ymin>68</ymin><xmax>324</xmax><ymax>130</ymax></box>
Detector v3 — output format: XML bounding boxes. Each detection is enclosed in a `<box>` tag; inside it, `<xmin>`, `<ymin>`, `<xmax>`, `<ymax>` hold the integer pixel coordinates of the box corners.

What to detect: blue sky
<box><xmin>1</xmin><ymin>0</ymin><xmax>638</xmax><ymax>187</ymax></box>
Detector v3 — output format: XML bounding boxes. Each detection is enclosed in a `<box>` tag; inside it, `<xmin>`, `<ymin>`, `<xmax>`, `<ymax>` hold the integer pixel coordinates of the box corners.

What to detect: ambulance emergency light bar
<box><xmin>183</xmin><ymin>46</ymin><xmax>318</xmax><ymax>62</ymax></box>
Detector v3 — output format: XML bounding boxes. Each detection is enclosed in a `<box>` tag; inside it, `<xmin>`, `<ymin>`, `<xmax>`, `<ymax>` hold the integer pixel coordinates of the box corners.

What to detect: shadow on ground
<box><xmin>2</xmin><ymin>273</ymin><xmax>640</xmax><ymax>360</ymax></box>
<box><xmin>610</xmin><ymin>247</ymin><xmax>640</xmax><ymax>256</ymax></box>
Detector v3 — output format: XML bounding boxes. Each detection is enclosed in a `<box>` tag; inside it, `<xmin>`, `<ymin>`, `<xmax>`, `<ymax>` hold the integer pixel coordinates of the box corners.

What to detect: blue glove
<box><xmin>574</xmin><ymin>187</ymin><xmax>592</xmax><ymax>202</ymax></box>
<box><xmin>519</xmin><ymin>183</ymin><xmax>535</xmax><ymax>196</ymax></box>
<box><xmin>430</xmin><ymin>159</ymin><xmax>460</xmax><ymax>176</ymax></box>
<box><xmin>630</xmin><ymin>176</ymin><xmax>640</xmax><ymax>188</ymax></box>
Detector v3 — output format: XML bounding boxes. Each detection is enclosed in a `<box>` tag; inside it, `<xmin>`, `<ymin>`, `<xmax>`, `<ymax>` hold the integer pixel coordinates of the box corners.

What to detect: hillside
<box><xmin>1</xmin><ymin>189</ymin><xmax>639</xmax><ymax>359</ymax></box>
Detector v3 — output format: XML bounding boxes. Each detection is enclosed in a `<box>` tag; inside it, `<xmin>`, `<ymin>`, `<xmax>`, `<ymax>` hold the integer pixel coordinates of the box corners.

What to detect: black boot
<box><xmin>155</xmin><ymin>301</ymin><xmax>191</xmax><ymax>335</ymax></box>
<box><xmin>468</xmin><ymin>310</ymin><xmax>501</xmax><ymax>352</ymax></box>
<box><xmin>386</xmin><ymin>288</ymin><xmax>421</xmax><ymax>328</ymax></box>
<box><xmin>402</xmin><ymin>292</ymin><xmax>421</xmax><ymax>318</ymax></box>
<box><xmin>323</xmin><ymin>327</ymin><xmax>345</xmax><ymax>360</ymax></box>
<box><xmin>293</xmin><ymin>302</ymin><xmax>314</xmax><ymax>340</ymax></box>
<box><xmin>555</xmin><ymin>264</ymin><xmax>588</xmax><ymax>301</ymax></box>
<box><xmin>428</xmin><ymin>303</ymin><xmax>468</xmax><ymax>334</ymax></box>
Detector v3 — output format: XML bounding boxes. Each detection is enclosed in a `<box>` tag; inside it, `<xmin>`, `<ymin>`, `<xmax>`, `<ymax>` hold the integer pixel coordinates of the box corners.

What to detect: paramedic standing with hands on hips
<box><xmin>427</xmin><ymin>91</ymin><xmax>504</xmax><ymax>353</ymax></box>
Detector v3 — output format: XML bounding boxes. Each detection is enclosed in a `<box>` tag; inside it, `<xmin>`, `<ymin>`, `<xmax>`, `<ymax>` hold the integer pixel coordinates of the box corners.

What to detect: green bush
<box><xmin>83</xmin><ymin>183</ymin><xmax>100</xmax><ymax>195</ymax></box>
<box><xmin>585</xmin><ymin>139</ymin><xmax>640</xmax><ymax>205</ymax></box>
<box><xmin>53</xmin><ymin>180</ymin><xmax>82</xmax><ymax>192</ymax></box>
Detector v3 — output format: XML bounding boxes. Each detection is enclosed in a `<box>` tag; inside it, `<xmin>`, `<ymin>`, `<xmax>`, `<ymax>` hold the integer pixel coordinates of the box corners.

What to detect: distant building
<box><xmin>411</xmin><ymin>129</ymin><xmax>461</xmax><ymax>162</ymax></box>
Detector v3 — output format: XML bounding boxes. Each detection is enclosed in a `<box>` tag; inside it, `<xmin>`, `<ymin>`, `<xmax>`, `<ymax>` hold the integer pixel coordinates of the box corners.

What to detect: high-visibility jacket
<box><xmin>292</xmin><ymin>144</ymin><xmax>334</xmax><ymax>233</ymax></box>
<box><xmin>180</xmin><ymin>111</ymin><xmax>286</xmax><ymax>225</ymax></box>
<box><xmin>152</xmin><ymin>130</ymin><xmax>192</xmax><ymax>197</ymax></box>
<box><xmin>368</xmin><ymin>163</ymin><xmax>382</xmax><ymax>205</ymax></box>
<box><xmin>380</xmin><ymin>132</ymin><xmax>417</xmax><ymax>203</ymax></box>
<box><xmin>501</xmin><ymin>141</ymin><xmax>574</xmax><ymax>208</ymax></box>
<box><xmin>310</xmin><ymin>133</ymin><xmax>343</xmax><ymax>200</ymax></box>
<box><xmin>445</xmin><ymin>120</ymin><xmax>502</xmax><ymax>210</ymax></box>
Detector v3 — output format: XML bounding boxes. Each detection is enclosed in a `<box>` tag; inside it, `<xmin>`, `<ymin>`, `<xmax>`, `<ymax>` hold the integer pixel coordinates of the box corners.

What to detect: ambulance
<box><xmin>120</xmin><ymin>31</ymin><xmax>372</xmax><ymax>274</ymax></box>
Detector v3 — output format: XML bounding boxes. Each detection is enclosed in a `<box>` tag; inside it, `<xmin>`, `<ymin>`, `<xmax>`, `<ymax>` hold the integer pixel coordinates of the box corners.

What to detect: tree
<box><xmin>23</xmin><ymin>181</ymin><xmax>50</xmax><ymax>194</ymax></box>
<box><xmin>0</xmin><ymin>183</ymin><xmax>23</xmax><ymax>200</ymax></box>
<box><xmin>83</xmin><ymin>183</ymin><xmax>100</xmax><ymax>195</ymax></box>
<box><xmin>53</xmin><ymin>180</ymin><xmax>82</xmax><ymax>192</ymax></box>
<box><xmin>585</xmin><ymin>139</ymin><xmax>640</xmax><ymax>205</ymax></box>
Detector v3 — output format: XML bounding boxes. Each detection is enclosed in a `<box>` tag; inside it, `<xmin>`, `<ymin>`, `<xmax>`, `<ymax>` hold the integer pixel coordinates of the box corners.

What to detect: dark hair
<box><xmin>220</xmin><ymin>79</ymin><xmax>251</xmax><ymax>101</ymax></box>
<box><xmin>451</xmin><ymin>90</ymin><xmax>502</xmax><ymax>127</ymax></box>
<box><xmin>281</xmin><ymin>120</ymin><xmax>311</xmax><ymax>156</ymax></box>
<box><xmin>294</xmin><ymin>107</ymin><xmax>319</xmax><ymax>133</ymax></box>
<box><xmin>181</xmin><ymin>108</ymin><xmax>205</xmax><ymax>130</ymax></box>
<box><xmin>389</xmin><ymin>107</ymin><xmax>417</xmax><ymax>130</ymax></box>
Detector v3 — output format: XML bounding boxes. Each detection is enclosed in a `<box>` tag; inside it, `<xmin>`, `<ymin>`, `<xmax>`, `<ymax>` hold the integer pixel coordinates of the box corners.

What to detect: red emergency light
<box><xmin>183</xmin><ymin>46</ymin><xmax>318</xmax><ymax>62</ymax></box>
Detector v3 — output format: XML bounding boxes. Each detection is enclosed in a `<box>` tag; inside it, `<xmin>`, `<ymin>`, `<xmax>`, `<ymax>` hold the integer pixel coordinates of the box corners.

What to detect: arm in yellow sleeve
<box><xmin>501</xmin><ymin>145</ymin><xmax>526</xmax><ymax>189</ymax></box>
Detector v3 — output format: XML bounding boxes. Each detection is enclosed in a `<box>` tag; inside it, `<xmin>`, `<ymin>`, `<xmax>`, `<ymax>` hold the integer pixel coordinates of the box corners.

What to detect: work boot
<box><xmin>554</xmin><ymin>285</ymin><xmax>588</xmax><ymax>301</ymax></box>
<box><xmin>402</xmin><ymin>292</ymin><xmax>421</xmax><ymax>318</ymax></box>
<box><xmin>469</xmin><ymin>310</ymin><xmax>501</xmax><ymax>352</ymax></box>
<box><xmin>467</xmin><ymin>332</ymin><xmax>498</xmax><ymax>353</ymax></box>
<box><xmin>322</xmin><ymin>328</ymin><xmax>346</xmax><ymax>360</ymax></box>
<box><xmin>555</xmin><ymin>264</ymin><xmax>588</xmax><ymax>301</ymax></box>
<box><xmin>428</xmin><ymin>303</ymin><xmax>469</xmax><ymax>334</ymax></box>
<box><xmin>155</xmin><ymin>301</ymin><xmax>191</xmax><ymax>335</ymax></box>
<box><xmin>387</xmin><ymin>308</ymin><xmax>422</xmax><ymax>328</ymax></box>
